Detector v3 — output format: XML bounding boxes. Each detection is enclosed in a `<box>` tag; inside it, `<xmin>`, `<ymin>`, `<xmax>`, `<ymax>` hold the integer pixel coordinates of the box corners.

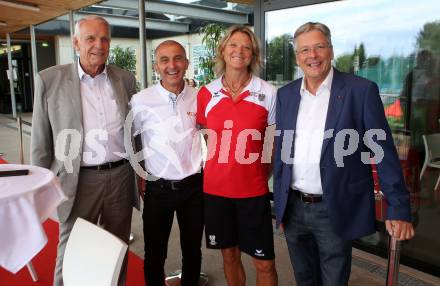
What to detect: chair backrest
<box><xmin>63</xmin><ymin>218</ymin><xmax>128</xmax><ymax>286</ymax></box>
<box><xmin>423</xmin><ymin>134</ymin><xmax>440</xmax><ymax>163</ymax></box>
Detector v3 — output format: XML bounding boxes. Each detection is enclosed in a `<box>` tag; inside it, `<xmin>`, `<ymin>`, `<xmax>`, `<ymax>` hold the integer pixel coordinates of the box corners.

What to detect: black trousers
<box><xmin>143</xmin><ymin>174</ymin><xmax>204</xmax><ymax>286</ymax></box>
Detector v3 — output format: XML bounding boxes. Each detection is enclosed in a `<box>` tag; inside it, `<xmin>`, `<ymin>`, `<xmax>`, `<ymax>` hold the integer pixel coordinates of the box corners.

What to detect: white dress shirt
<box><xmin>78</xmin><ymin>61</ymin><xmax>125</xmax><ymax>166</ymax></box>
<box><xmin>130</xmin><ymin>82</ymin><xmax>202</xmax><ymax>180</ymax></box>
<box><xmin>291</xmin><ymin>68</ymin><xmax>334</xmax><ymax>194</ymax></box>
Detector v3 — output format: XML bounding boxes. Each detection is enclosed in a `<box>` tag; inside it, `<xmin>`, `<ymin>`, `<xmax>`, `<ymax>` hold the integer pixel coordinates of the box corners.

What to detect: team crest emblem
<box><xmin>255</xmin><ymin>249</ymin><xmax>264</xmax><ymax>257</ymax></box>
<box><xmin>209</xmin><ymin>235</ymin><xmax>217</xmax><ymax>246</ymax></box>
<box><xmin>250</xmin><ymin>92</ymin><xmax>265</xmax><ymax>101</ymax></box>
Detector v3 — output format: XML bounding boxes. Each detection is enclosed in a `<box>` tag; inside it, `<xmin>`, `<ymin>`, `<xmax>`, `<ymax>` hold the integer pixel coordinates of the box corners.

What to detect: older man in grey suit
<box><xmin>31</xmin><ymin>15</ymin><xmax>139</xmax><ymax>286</ymax></box>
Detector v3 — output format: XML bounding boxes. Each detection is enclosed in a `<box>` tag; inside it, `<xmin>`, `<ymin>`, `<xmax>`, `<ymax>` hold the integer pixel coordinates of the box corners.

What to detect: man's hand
<box><xmin>137</xmin><ymin>176</ymin><xmax>146</xmax><ymax>200</ymax></box>
<box><xmin>385</xmin><ymin>220</ymin><xmax>415</xmax><ymax>240</ymax></box>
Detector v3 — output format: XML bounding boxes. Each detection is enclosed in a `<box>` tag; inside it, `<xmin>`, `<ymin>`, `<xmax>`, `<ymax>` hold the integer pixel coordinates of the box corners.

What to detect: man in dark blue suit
<box><xmin>273</xmin><ymin>22</ymin><xmax>414</xmax><ymax>285</ymax></box>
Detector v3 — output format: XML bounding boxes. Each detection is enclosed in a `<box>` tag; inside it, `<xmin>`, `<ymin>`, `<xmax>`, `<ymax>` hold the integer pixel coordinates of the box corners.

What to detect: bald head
<box><xmin>155</xmin><ymin>40</ymin><xmax>187</xmax><ymax>62</ymax></box>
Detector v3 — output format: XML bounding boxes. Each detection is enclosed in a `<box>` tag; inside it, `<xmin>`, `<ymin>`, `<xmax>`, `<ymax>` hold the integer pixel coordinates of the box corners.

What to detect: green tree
<box><xmin>198</xmin><ymin>23</ymin><xmax>226</xmax><ymax>85</ymax></box>
<box><xmin>334</xmin><ymin>45</ymin><xmax>364</xmax><ymax>74</ymax></box>
<box><xmin>417</xmin><ymin>21</ymin><xmax>440</xmax><ymax>55</ymax></box>
<box><xmin>357</xmin><ymin>43</ymin><xmax>366</xmax><ymax>68</ymax></box>
<box><xmin>335</xmin><ymin>54</ymin><xmax>353</xmax><ymax>73</ymax></box>
<box><xmin>108</xmin><ymin>46</ymin><xmax>136</xmax><ymax>73</ymax></box>
<box><xmin>108</xmin><ymin>45</ymin><xmax>138</xmax><ymax>90</ymax></box>
<box><xmin>366</xmin><ymin>56</ymin><xmax>381</xmax><ymax>67</ymax></box>
<box><xmin>266</xmin><ymin>34</ymin><xmax>295</xmax><ymax>82</ymax></box>
<box><xmin>351</xmin><ymin>43</ymin><xmax>367</xmax><ymax>72</ymax></box>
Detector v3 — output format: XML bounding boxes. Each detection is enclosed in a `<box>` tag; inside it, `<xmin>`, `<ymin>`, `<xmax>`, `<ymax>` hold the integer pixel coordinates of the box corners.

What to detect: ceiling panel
<box><xmin>0</xmin><ymin>0</ymin><xmax>101</xmax><ymax>37</ymax></box>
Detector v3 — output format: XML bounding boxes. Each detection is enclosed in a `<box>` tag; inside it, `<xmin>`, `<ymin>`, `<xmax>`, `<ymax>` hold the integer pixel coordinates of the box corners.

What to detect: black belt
<box><xmin>150</xmin><ymin>172</ymin><xmax>202</xmax><ymax>190</ymax></box>
<box><xmin>290</xmin><ymin>188</ymin><xmax>323</xmax><ymax>203</ymax></box>
<box><xmin>81</xmin><ymin>159</ymin><xmax>128</xmax><ymax>171</ymax></box>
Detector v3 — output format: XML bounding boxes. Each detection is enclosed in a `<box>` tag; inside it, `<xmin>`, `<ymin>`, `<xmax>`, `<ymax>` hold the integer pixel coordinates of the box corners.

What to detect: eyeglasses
<box><xmin>296</xmin><ymin>43</ymin><xmax>332</xmax><ymax>56</ymax></box>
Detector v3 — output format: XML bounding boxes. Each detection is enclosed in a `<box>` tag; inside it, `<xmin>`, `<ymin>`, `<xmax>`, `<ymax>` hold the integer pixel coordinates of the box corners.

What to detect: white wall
<box><xmin>55</xmin><ymin>35</ymin><xmax>74</xmax><ymax>66</ymax></box>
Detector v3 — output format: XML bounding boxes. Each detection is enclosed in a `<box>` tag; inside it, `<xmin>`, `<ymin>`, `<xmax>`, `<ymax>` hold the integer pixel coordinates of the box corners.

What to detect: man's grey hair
<box><xmin>74</xmin><ymin>15</ymin><xmax>111</xmax><ymax>38</ymax></box>
<box><xmin>293</xmin><ymin>22</ymin><xmax>332</xmax><ymax>50</ymax></box>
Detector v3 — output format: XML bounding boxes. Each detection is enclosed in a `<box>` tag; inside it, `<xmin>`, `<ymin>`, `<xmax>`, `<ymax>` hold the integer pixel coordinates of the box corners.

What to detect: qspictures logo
<box><xmin>52</xmin><ymin>105</ymin><xmax>388</xmax><ymax>180</ymax></box>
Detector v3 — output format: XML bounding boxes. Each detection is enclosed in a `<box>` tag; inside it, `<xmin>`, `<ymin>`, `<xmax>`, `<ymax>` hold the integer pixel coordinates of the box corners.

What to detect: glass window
<box><xmin>151</xmin><ymin>49</ymin><xmax>160</xmax><ymax>84</ymax></box>
<box><xmin>192</xmin><ymin>44</ymin><xmax>208</xmax><ymax>84</ymax></box>
<box><xmin>265</xmin><ymin>0</ymin><xmax>440</xmax><ymax>275</ymax></box>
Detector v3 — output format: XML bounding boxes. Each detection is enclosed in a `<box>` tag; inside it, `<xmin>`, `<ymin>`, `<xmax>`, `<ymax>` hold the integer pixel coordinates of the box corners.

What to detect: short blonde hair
<box><xmin>214</xmin><ymin>25</ymin><xmax>262</xmax><ymax>76</ymax></box>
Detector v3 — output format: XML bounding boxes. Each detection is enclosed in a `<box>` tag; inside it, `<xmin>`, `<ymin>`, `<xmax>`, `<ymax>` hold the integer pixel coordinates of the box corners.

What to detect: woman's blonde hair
<box><xmin>214</xmin><ymin>25</ymin><xmax>262</xmax><ymax>76</ymax></box>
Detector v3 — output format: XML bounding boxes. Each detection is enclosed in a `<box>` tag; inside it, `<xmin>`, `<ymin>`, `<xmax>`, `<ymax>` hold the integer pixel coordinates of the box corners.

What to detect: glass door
<box><xmin>265</xmin><ymin>0</ymin><xmax>440</xmax><ymax>276</ymax></box>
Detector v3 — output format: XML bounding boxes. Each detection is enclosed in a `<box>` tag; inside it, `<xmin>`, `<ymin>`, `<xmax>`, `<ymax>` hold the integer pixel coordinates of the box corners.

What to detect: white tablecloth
<box><xmin>0</xmin><ymin>164</ymin><xmax>66</xmax><ymax>273</ymax></box>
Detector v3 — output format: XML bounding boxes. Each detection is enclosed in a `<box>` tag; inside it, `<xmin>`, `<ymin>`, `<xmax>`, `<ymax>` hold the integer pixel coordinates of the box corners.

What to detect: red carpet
<box><xmin>0</xmin><ymin>158</ymin><xmax>145</xmax><ymax>285</ymax></box>
<box><xmin>0</xmin><ymin>218</ymin><xmax>145</xmax><ymax>285</ymax></box>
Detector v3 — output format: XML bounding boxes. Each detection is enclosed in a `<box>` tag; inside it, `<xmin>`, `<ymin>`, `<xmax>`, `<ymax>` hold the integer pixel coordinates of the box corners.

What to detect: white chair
<box><xmin>420</xmin><ymin>134</ymin><xmax>440</xmax><ymax>190</ymax></box>
<box><xmin>63</xmin><ymin>218</ymin><xmax>128</xmax><ymax>286</ymax></box>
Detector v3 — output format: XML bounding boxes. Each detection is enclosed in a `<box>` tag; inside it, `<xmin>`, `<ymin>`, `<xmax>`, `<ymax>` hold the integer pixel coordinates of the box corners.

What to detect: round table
<box><xmin>0</xmin><ymin>164</ymin><xmax>66</xmax><ymax>274</ymax></box>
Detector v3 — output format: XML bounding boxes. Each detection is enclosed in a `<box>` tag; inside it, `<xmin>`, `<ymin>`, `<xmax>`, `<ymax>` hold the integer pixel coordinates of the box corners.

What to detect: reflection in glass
<box><xmin>265</xmin><ymin>34</ymin><xmax>295</xmax><ymax>83</ymax></box>
<box><xmin>265</xmin><ymin>0</ymin><xmax>440</xmax><ymax>276</ymax></box>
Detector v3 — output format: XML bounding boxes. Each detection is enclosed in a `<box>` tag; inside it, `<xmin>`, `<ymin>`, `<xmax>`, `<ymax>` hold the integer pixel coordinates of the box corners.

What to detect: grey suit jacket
<box><xmin>31</xmin><ymin>62</ymin><xmax>140</xmax><ymax>222</ymax></box>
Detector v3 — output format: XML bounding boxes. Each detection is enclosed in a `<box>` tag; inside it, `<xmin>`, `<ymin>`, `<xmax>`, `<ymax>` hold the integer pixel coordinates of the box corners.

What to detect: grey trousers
<box><xmin>53</xmin><ymin>163</ymin><xmax>134</xmax><ymax>286</ymax></box>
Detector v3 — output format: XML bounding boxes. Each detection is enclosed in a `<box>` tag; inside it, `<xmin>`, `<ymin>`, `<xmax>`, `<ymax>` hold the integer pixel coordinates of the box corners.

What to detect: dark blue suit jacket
<box><xmin>273</xmin><ymin>69</ymin><xmax>411</xmax><ymax>240</ymax></box>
